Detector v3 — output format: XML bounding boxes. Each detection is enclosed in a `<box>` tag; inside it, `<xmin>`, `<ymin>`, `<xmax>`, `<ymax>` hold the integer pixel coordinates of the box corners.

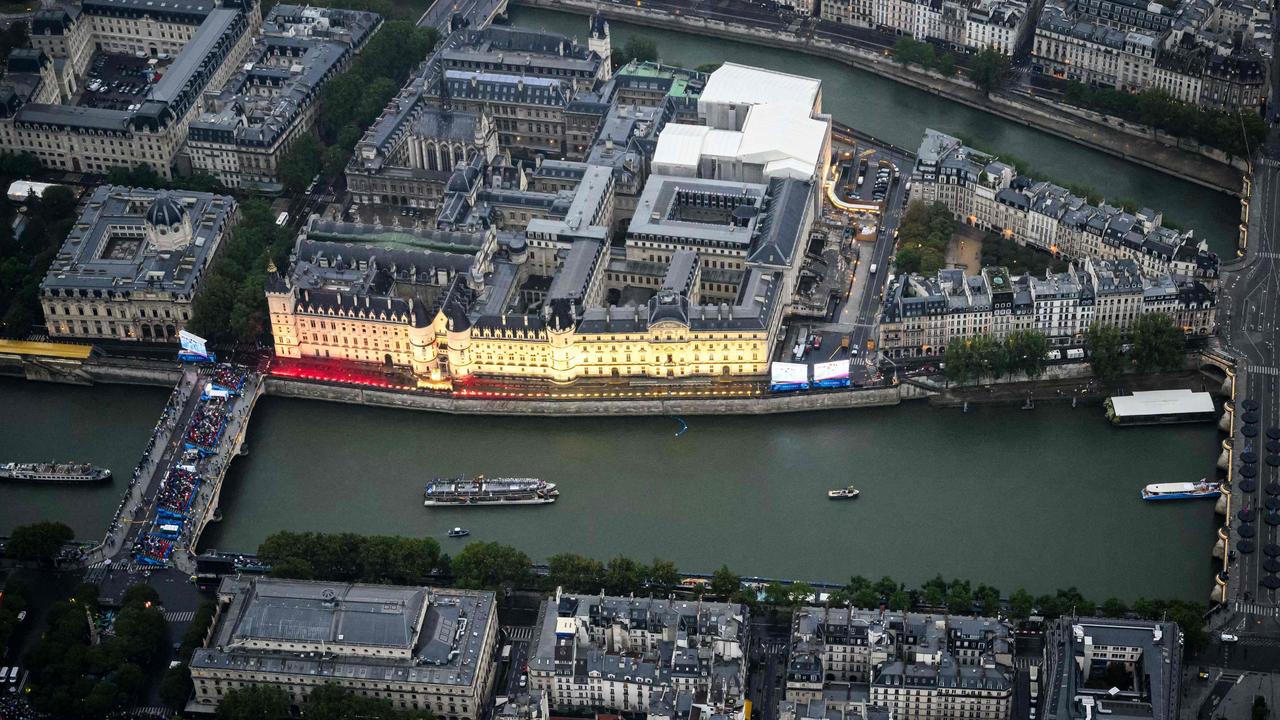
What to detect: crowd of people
<box><xmin>131</xmin><ymin>364</ymin><xmax>251</xmax><ymax>567</ymax></box>
<box><xmin>0</xmin><ymin>695</ymin><xmax>45</xmax><ymax>719</ymax></box>
<box><xmin>100</xmin><ymin>376</ymin><xmax>192</xmax><ymax>551</ymax></box>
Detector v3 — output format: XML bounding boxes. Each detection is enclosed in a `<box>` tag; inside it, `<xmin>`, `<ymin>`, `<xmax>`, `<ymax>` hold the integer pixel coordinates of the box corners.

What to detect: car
<box><xmin>1197</xmin><ymin>667</ymin><xmax>1210</xmax><ymax>680</ymax></box>
<box><xmin>15</xmin><ymin>611</ymin><xmax>25</xmax><ymax>622</ymax></box>
<box><xmin>1220</xmin><ymin>633</ymin><xmax>1239</xmax><ymax>642</ymax></box>
<box><xmin>811</xmin><ymin>333</ymin><xmax>822</xmax><ymax>349</ymax></box>
<box><xmin>518</xmin><ymin>675</ymin><xmax>528</xmax><ymax>688</ymax></box>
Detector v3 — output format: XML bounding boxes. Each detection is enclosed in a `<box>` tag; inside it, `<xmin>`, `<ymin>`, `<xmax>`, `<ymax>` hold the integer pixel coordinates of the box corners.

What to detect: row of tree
<box><xmin>258</xmin><ymin>530</ymin><xmax>443</xmax><ymax>586</ymax></box>
<box><xmin>5</xmin><ymin>520</ymin><xmax>75</xmax><ymax>564</ymax></box>
<box><xmin>215</xmin><ymin>683</ymin><xmax>432</xmax><ymax>720</ymax></box>
<box><xmin>186</xmin><ymin>198</ymin><xmax>290</xmax><ymax>345</ymax></box>
<box><xmin>1085</xmin><ymin>314</ymin><xmax>1186</xmax><ymax>381</ymax></box>
<box><xmin>893</xmin><ymin>200</ymin><xmax>957</xmax><ymax>275</ymax></box>
<box><xmin>255</xmin><ymin>532</ymin><xmax>1210</xmax><ymax>651</ymax></box>
<box><xmin>1062</xmin><ymin>82</ymin><xmax>1268</xmax><ymax>160</ymax></box>
<box><xmin>23</xmin><ymin>584</ymin><xmax>168</xmax><ymax>719</ymax></box>
<box><xmin>943</xmin><ymin>330</ymin><xmax>1051</xmax><ymax>383</ymax></box>
<box><xmin>277</xmin><ymin>21</ymin><xmax>440</xmax><ymax>194</ymax></box>
<box><xmin>0</xmin><ymin>164</ymin><xmax>80</xmax><ymax>338</ymax></box>
<box><xmin>891</xmin><ymin>37</ymin><xmax>958</xmax><ymax>78</ymax></box>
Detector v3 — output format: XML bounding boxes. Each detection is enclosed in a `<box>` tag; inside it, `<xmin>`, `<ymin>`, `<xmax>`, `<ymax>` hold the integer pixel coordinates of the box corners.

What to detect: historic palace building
<box><xmin>40</xmin><ymin>185</ymin><xmax>237</xmax><ymax>342</ymax></box>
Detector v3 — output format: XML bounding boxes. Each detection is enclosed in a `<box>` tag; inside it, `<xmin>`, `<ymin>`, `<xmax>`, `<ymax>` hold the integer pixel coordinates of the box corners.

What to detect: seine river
<box><xmin>507</xmin><ymin>6</ymin><xmax>1241</xmax><ymax>256</ymax></box>
<box><xmin>0</xmin><ymin>13</ymin><xmax>1240</xmax><ymax>601</ymax></box>
<box><xmin>1</xmin><ymin>378</ymin><xmax>1220</xmax><ymax>601</ymax></box>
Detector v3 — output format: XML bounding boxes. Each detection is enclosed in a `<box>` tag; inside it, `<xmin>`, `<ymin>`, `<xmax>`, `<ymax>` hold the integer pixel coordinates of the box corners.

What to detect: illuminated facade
<box><xmin>270</xmin><ymin>61</ymin><xmax>822</xmax><ymax>384</ymax></box>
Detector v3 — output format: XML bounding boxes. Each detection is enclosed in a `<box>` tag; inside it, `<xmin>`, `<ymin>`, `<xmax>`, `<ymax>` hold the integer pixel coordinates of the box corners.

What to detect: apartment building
<box><xmin>527</xmin><ymin>592</ymin><xmax>750</xmax><ymax>715</ymax></box>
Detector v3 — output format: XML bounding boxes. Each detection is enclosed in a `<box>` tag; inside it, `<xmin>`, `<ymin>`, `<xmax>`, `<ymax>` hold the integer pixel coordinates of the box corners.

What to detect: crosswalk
<box><xmin>125</xmin><ymin>707</ymin><xmax>169</xmax><ymax>718</ymax></box>
<box><xmin>1234</xmin><ymin>601</ymin><xmax>1280</xmax><ymax>617</ymax></box>
<box><xmin>84</xmin><ymin>560</ymin><xmax>110</xmax><ymax>585</ymax></box>
<box><xmin>1245</xmin><ymin>365</ymin><xmax>1280</xmax><ymax>376</ymax></box>
<box><xmin>503</xmin><ymin>625</ymin><xmax>534</xmax><ymax>641</ymax></box>
<box><xmin>164</xmin><ymin>610</ymin><xmax>196</xmax><ymax>622</ymax></box>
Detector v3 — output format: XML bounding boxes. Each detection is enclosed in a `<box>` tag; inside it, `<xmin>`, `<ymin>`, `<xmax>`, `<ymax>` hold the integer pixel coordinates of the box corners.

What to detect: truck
<box><xmin>1066</xmin><ymin>348</ymin><xmax>1085</xmax><ymax>360</ymax></box>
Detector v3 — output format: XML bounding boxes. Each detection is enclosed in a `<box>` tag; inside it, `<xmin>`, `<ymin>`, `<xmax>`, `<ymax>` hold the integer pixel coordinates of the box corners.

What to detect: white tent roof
<box><xmin>702</xmin><ymin>129</ymin><xmax>742</xmax><ymax>160</ymax></box>
<box><xmin>1108</xmin><ymin>389</ymin><xmax>1214</xmax><ymax>417</ymax></box>
<box><xmin>770</xmin><ymin>362</ymin><xmax>809</xmax><ymax>384</ymax></box>
<box><xmin>652</xmin><ymin>124</ymin><xmax>709</xmax><ymax>170</ymax></box>
<box><xmin>699</xmin><ymin>62</ymin><xmax>821</xmax><ymax>113</ymax></box>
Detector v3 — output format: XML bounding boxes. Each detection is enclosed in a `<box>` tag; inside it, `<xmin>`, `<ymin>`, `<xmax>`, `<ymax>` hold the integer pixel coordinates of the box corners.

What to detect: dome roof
<box><xmin>146</xmin><ymin>192</ymin><xmax>187</xmax><ymax>227</ymax></box>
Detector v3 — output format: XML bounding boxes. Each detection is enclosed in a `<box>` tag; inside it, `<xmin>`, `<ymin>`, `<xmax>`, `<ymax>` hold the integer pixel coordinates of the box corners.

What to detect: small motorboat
<box><xmin>447</xmin><ymin>527</ymin><xmax>470</xmax><ymax>538</ymax></box>
<box><xmin>828</xmin><ymin>486</ymin><xmax>860</xmax><ymax>499</ymax></box>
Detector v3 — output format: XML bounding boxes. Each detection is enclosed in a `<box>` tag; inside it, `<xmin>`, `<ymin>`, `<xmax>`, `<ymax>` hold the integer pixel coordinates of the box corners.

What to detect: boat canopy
<box><xmin>1110</xmin><ymin>390</ymin><xmax>1214</xmax><ymax>418</ymax></box>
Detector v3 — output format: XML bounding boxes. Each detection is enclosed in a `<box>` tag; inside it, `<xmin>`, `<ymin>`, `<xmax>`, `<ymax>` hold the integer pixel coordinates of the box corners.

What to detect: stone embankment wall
<box><xmin>514</xmin><ymin>0</ymin><xmax>1244</xmax><ymax>195</ymax></box>
<box><xmin>265</xmin><ymin>376</ymin><xmax>930</xmax><ymax>416</ymax></box>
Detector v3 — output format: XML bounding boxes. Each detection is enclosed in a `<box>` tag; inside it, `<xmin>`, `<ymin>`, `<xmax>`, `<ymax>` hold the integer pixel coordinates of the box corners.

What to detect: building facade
<box><xmin>3</xmin><ymin>0</ymin><xmax>260</xmax><ymax>179</ymax></box>
<box><xmin>786</xmin><ymin>606</ymin><xmax>1015</xmax><ymax>720</ymax></box>
<box><xmin>187</xmin><ymin>4</ymin><xmax>382</xmax><ymax>190</ymax></box>
<box><xmin>189</xmin><ymin>577</ymin><xmax>499</xmax><ymax>718</ymax></box>
<box><xmin>40</xmin><ymin>185</ymin><xmax>237</xmax><ymax>342</ymax></box>
<box><xmin>527</xmin><ymin>592</ymin><xmax>750</xmax><ymax>716</ymax></box>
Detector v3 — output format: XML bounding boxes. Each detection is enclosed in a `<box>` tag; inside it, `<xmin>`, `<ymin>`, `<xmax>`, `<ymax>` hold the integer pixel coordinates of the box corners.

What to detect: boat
<box><xmin>447</xmin><ymin>527</ymin><xmax>470</xmax><ymax>538</ymax></box>
<box><xmin>424</xmin><ymin>476</ymin><xmax>558</xmax><ymax>506</ymax></box>
<box><xmin>1141</xmin><ymin>479</ymin><xmax>1221</xmax><ymax>501</ymax></box>
<box><xmin>828</xmin><ymin>486</ymin><xmax>860</xmax><ymax>499</ymax></box>
<box><xmin>0</xmin><ymin>462</ymin><xmax>111</xmax><ymax>484</ymax></box>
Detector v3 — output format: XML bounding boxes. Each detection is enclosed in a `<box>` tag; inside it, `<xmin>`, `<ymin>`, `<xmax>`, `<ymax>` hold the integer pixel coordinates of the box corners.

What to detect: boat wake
<box><xmin>674</xmin><ymin>417</ymin><xmax>688</xmax><ymax>438</ymax></box>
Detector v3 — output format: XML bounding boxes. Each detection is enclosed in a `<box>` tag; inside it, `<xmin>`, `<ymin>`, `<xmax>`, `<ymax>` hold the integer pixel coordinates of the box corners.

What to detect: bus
<box><xmin>275</xmin><ymin>211</ymin><xmax>289</xmax><ymax>227</ymax></box>
<box><xmin>501</xmin><ymin>644</ymin><xmax>512</xmax><ymax>662</ymax></box>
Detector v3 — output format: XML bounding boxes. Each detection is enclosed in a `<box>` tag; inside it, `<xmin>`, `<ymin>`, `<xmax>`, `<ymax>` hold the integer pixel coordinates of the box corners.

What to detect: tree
<box><xmin>647</xmin><ymin>558</ymin><xmax>681</xmax><ymax>595</ymax></box>
<box><xmin>1131</xmin><ymin>312</ymin><xmax>1184</xmax><ymax>373</ymax></box>
<box><xmin>307</xmin><ymin>683</ymin><xmax>433</xmax><ymax>720</ymax></box>
<box><xmin>621</xmin><ymin>36</ymin><xmax>659</xmax><ymax>64</ymax></box>
<box><xmin>710</xmin><ymin>565</ymin><xmax>740</xmax><ymax>600</ymax></box>
<box><xmin>762</xmin><ymin>582</ymin><xmax>792</xmax><ymax>607</ymax></box>
<box><xmin>1086</xmin><ymin>323</ymin><xmax>1127</xmax><ymax>381</ymax></box>
<box><xmin>278</xmin><ymin>134</ymin><xmax>324</xmax><ymax>193</ymax></box>
<box><xmin>1009</xmin><ymin>588</ymin><xmax>1035</xmax><ymax>619</ymax></box>
<box><xmin>1100</xmin><ymin>597</ymin><xmax>1128</xmax><ymax>618</ymax></box>
<box><xmin>547</xmin><ymin>553</ymin><xmax>605</xmax><ymax>593</ymax></box>
<box><xmin>696</xmin><ymin>62</ymin><xmax>722</xmax><ymax>74</ymax></box>
<box><xmin>788</xmin><ymin>582</ymin><xmax>816</xmax><ymax>606</ymax></box>
<box><xmin>159</xmin><ymin>664</ymin><xmax>194</xmax><ymax>710</ymax></box>
<box><xmin>888</xmin><ymin>589</ymin><xmax>911</xmax><ymax>611</ymax></box>
<box><xmin>451</xmin><ymin>541</ymin><xmax>533</xmax><ymax>591</ymax></box>
<box><xmin>975</xmin><ymin>584</ymin><xmax>1002</xmax><ymax>616</ymax></box>
<box><xmin>1007</xmin><ymin>330</ymin><xmax>1049</xmax><ymax>378</ymax></box>
<box><xmin>921</xmin><ymin>575</ymin><xmax>948</xmax><ymax>608</ymax></box>
<box><xmin>968</xmin><ymin>47</ymin><xmax>1010</xmax><ymax>95</ymax></box>
<box><xmin>946</xmin><ymin>579</ymin><xmax>973</xmax><ymax>615</ymax></box>
<box><xmin>216</xmin><ymin>685</ymin><xmax>292</xmax><ymax>720</ymax></box>
<box><xmin>7</xmin><ymin>520</ymin><xmax>74</xmax><ymax>564</ymax></box>
<box><xmin>936</xmin><ymin>53</ymin><xmax>956</xmax><ymax>77</ymax></box>
<box><xmin>603</xmin><ymin>555</ymin><xmax>645</xmax><ymax>595</ymax></box>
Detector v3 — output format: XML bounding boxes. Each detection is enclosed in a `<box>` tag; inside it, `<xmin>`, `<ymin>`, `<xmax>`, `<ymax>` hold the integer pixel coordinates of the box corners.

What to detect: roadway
<box><xmin>1211</xmin><ymin>121</ymin><xmax>1280</xmax><ymax>658</ymax></box>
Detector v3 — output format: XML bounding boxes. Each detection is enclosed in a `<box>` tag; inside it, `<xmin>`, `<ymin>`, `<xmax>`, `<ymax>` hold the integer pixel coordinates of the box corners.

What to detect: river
<box><xmin>0</xmin><ymin>15</ymin><xmax>1235</xmax><ymax>601</ymax></box>
<box><xmin>507</xmin><ymin>5</ymin><xmax>1241</xmax><ymax>257</ymax></box>
<box><xmin>0</xmin><ymin>375</ymin><xmax>1218</xmax><ymax>601</ymax></box>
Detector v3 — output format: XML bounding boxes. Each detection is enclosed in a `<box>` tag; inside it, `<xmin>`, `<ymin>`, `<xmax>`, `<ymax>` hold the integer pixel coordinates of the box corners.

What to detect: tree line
<box><xmin>255</xmin><ymin>532</ymin><xmax>1207</xmax><ymax>650</ymax></box>
<box><xmin>1062</xmin><ymin>82</ymin><xmax>1268</xmax><ymax>160</ymax></box>
<box><xmin>186</xmin><ymin>197</ymin><xmax>290</xmax><ymax>346</ymax></box>
<box><xmin>277</xmin><ymin>22</ymin><xmax>440</xmax><ymax>193</ymax></box>
<box><xmin>943</xmin><ymin>330</ymin><xmax>1050</xmax><ymax>384</ymax></box>
<box><xmin>1085</xmin><ymin>314</ymin><xmax>1186</xmax><ymax>381</ymax></box>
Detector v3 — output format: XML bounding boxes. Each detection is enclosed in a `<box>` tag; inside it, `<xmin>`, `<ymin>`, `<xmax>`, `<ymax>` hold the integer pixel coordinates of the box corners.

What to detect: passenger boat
<box><xmin>0</xmin><ymin>462</ymin><xmax>111</xmax><ymax>484</ymax></box>
<box><xmin>424</xmin><ymin>476</ymin><xmax>558</xmax><ymax>506</ymax></box>
<box><xmin>447</xmin><ymin>527</ymin><xmax>470</xmax><ymax>538</ymax></box>
<box><xmin>1141</xmin><ymin>479</ymin><xmax>1221</xmax><ymax>501</ymax></box>
<box><xmin>828</xmin><ymin>486</ymin><xmax>860</xmax><ymax>499</ymax></box>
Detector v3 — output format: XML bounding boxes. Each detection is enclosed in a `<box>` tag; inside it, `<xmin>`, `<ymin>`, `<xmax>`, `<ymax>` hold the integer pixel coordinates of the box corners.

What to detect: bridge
<box><xmin>1203</xmin><ymin>138</ymin><xmax>1280</xmax><ymax>656</ymax></box>
<box><xmin>416</xmin><ymin>0</ymin><xmax>507</xmax><ymax>34</ymax></box>
<box><xmin>85</xmin><ymin>363</ymin><xmax>263</xmax><ymax>583</ymax></box>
